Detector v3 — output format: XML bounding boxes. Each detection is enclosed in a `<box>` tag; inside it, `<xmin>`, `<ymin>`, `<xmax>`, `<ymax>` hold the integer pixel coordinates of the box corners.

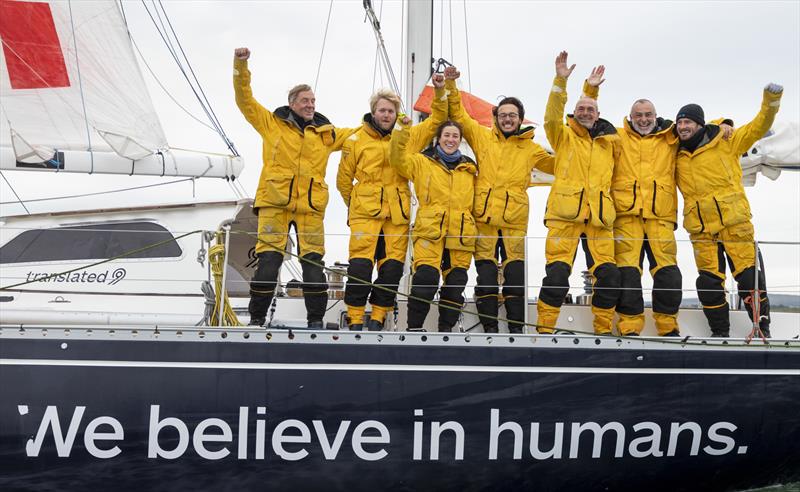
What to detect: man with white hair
<box><xmin>536</xmin><ymin>51</ymin><xmax>621</xmax><ymax>335</ymax></box>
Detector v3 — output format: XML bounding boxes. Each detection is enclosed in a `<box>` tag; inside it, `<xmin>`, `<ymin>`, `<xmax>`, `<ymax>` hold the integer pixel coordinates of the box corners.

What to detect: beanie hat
<box><xmin>493</xmin><ymin>96</ymin><xmax>525</xmax><ymax>120</ymax></box>
<box><xmin>676</xmin><ymin>103</ymin><xmax>705</xmax><ymax>127</ymax></box>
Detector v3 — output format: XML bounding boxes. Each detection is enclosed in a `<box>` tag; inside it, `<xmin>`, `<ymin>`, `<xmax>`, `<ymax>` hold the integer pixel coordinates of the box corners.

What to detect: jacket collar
<box><xmin>421</xmin><ymin>146</ymin><xmax>477</xmax><ymax>174</ymax></box>
<box><xmin>492</xmin><ymin>123</ymin><xmax>536</xmax><ymax>141</ymax></box>
<box><xmin>623</xmin><ymin>117</ymin><xmax>674</xmax><ymax>138</ymax></box>
<box><xmin>274</xmin><ymin>106</ymin><xmax>333</xmax><ymax>132</ymax></box>
<box><xmin>362</xmin><ymin>113</ymin><xmax>392</xmax><ymax>139</ymax></box>
<box><xmin>567</xmin><ymin>116</ymin><xmax>618</xmax><ymax>139</ymax></box>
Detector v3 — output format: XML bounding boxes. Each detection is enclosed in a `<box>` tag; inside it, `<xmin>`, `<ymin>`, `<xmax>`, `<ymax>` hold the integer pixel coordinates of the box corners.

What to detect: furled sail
<box><xmin>740</xmin><ymin>121</ymin><xmax>800</xmax><ymax>186</ymax></box>
<box><xmin>0</xmin><ymin>0</ymin><xmax>242</xmax><ymax>178</ymax></box>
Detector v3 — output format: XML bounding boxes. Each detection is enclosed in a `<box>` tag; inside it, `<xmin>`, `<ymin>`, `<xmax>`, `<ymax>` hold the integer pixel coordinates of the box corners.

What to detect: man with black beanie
<box><xmin>674</xmin><ymin>83</ymin><xmax>784</xmax><ymax>337</ymax></box>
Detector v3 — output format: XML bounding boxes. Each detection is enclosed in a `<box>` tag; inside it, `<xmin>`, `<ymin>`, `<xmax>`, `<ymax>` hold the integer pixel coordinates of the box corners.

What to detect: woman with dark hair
<box><xmin>389</xmin><ymin>118</ymin><xmax>478</xmax><ymax>331</ymax></box>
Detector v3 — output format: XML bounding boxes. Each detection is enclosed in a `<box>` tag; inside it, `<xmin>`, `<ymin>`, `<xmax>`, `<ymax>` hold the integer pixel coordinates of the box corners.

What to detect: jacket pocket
<box><xmin>714</xmin><ymin>192</ymin><xmax>751</xmax><ymax>227</ymax></box>
<box><xmin>307</xmin><ymin>178</ymin><xmax>329</xmax><ymax>213</ymax></box>
<box><xmin>502</xmin><ymin>190</ymin><xmax>529</xmax><ymax>225</ymax></box>
<box><xmin>652</xmin><ymin>181</ymin><xmax>676</xmax><ymax>218</ymax></box>
<box><xmin>351</xmin><ymin>183</ymin><xmax>383</xmax><ymax>218</ymax></box>
<box><xmin>412</xmin><ymin>208</ymin><xmax>445</xmax><ymax>241</ymax></box>
<box><xmin>263</xmin><ymin>173</ymin><xmax>295</xmax><ymax>207</ymax></box>
<box><xmin>682</xmin><ymin>201</ymin><xmax>705</xmax><ymax>234</ymax></box>
<box><xmin>612</xmin><ymin>180</ymin><xmax>637</xmax><ymax>213</ymax></box>
<box><xmin>473</xmin><ymin>188</ymin><xmax>492</xmax><ymax>218</ymax></box>
<box><xmin>598</xmin><ymin>191</ymin><xmax>616</xmax><ymax>227</ymax></box>
<box><xmin>459</xmin><ymin>213</ymin><xmax>477</xmax><ymax>249</ymax></box>
<box><xmin>548</xmin><ymin>183</ymin><xmax>584</xmax><ymax>220</ymax></box>
<box><xmin>389</xmin><ymin>187</ymin><xmax>412</xmax><ymax>225</ymax></box>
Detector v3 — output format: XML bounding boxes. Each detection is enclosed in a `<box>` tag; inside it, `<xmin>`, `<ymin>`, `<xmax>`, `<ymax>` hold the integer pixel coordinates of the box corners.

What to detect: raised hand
<box><xmin>587</xmin><ymin>65</ymin><xmax>606</xmax><ymax>87</ymax></box>
<box><xmin>432</xmin><ymin>73</ymin><xmax>445</xmax><ymax>89</ymax></box>
<box><xmin>444</xmin><ymin>66</ymin><xmax>461</xmax><ymax>80</ymax></box>
<box><xmin>399</xmin><ymin>115</ymin><xmax>411</xmax><ymax>126</ymax></box>
<box><xmin>234</xmin><ymin>47</ymin><xmax>250</xmax><ymax>60</ymax></box>
<box><xmin>765</xmin><ymin>82</ymin><xmax>783</xmax><ymax>94</ymax></box>
<box><xmin>720</xmin><ymin>123</ymin><xmax>734</xmax><ymax>140</ymax></box>
<box><xmin>555</xmin><ymin>51</ymin><xmax>575</xmax><ymax>79</ymax></box>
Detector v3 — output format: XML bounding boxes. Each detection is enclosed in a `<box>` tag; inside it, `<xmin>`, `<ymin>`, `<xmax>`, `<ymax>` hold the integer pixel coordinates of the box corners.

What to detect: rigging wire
<box><xmin>0</xmin><ymin>178</ymin><xmax>195</xmax><ymax>205</ymax></box>
<box><xmin>448</xmin><ymin>0</ymin><xmax>454</xmax><ymax>63</ymax></box>
<box><xmin>67</xmin><ymin>0</ymin><xmax>95</xmax><ymax>174</ymax></box>
<box><xmin>363</xmin><ymin>0</ymin><xmax>404</xmax><ymax>111</ymax></box>
<box><xmin>155</xmin><ymin>0</ymin><xmax>239</xmax><ymax>157</ymax></box>
<box><xmin>137</xmin><ymin>1</ymin><xmax>238</xmax><ymax>157</ymax></box>
<box><xmin>462</xmin><ymin>0</ymin><xmax>472</xmax><ymax>92</ymax></box>
<box><xmin>0</xmin><ymin>171</ymin><xmax>30</xmax><ymax>214</ymax></box>
<box><xmin>314</xmin><ymin>0</ymin><xmax>335</xmax><ymax>93</ymax></box>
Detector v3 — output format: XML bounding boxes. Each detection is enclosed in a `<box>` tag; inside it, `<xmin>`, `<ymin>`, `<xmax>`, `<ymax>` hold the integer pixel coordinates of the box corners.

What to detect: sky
<box><xmin>1</xmin><ymin>0</ymin><xmax>799</xmax><ymax>299</ymax></box>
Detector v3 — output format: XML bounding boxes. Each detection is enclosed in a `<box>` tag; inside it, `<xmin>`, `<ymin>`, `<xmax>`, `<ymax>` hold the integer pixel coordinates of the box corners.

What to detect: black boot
<box><xmin>349</xmin><ymin>323</ymin><xmax>363</xmax><ymax>331</ymax></box>
<box><xmin>248</xmin><ymin>317</ymin><xmax>265</xmax><ymax>327</ymax></box>
<box><xmin>308</xmin><ymin>320</ymin><xmax>324</xmax><ymax>330</ymax></box>
<box><xmin>367</xmin><ymin>319</ymin><xmax>384</xmax><ymax>332</ymax></box>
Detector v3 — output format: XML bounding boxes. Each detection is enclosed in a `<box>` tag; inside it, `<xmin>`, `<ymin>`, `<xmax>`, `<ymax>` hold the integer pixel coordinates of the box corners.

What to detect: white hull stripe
<box><xmin>1</xmin><ymin>359</ymin><xmax>799</xmax><ymax>376</ymax></box>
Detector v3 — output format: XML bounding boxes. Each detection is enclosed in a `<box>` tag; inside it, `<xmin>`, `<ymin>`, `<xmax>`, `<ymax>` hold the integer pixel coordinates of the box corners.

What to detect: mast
<box><xmin>404</xmin><ymin>0</ymin><xmax>433</xmax><ymax>123</ymax></box>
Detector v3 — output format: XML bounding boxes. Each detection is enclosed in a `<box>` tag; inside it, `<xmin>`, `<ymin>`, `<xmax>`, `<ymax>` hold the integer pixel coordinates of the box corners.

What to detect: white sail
<box><xmin>0</xmin><ymin>0</ymin><xmax>242</xmax><ymax>178</ymax></box>
<box><xmin>741</xmin><ymin>121</ymin><xmax>800</xmax><ymax>186</ymax></box>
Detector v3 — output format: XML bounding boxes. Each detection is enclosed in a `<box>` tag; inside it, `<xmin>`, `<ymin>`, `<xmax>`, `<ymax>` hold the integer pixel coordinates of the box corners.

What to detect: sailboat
<box><xmin>1</xmin><ymin>1</ymin><xmax>799</xmax><ymax>490</ymax></box>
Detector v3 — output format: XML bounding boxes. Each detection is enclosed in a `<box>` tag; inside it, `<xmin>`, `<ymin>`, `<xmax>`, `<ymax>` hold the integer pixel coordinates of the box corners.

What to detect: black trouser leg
<box><xmin>249</xmin><ymin>251</ymin><xmax>283</xmax><ymax>321</ymax></box>
<box><xmin>407</xmin><ymin>265</ymin><xmax>439</xmax><ymax>329</ymax></box>
<box><xmin>302</xmin><ymin>252</ymin><xmax>329</xmax><ymax>324</ymax></box>
<box><xmin>697</xmin><ymin>270</ymin><xmax>729</xmax><ymax>335</ymax></box>
<box><xmin>474</xmin><ymin>260</ymin><xmax>499</xmax><ymax>333</ymax></box>
<box><xmin>369</xmin><ymin>259</ymin><xmax>404</xmax><ymax>308</ymax></box>
<box><xmin>438</xmin><ymin>267</ymin><xmax>468</xmax><ymax>331</ymax></box>
<box><xmin>503</xmin><ymin>260</ymin><xmax>526</xmax><ymax>334</ymax></box>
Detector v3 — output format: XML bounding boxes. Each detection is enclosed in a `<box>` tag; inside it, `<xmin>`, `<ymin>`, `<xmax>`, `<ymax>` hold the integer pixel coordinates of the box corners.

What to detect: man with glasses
<box><xmin>444</xmin><ymin>66</ymin><xmax>554</xmax><ymax>333</ymax></box>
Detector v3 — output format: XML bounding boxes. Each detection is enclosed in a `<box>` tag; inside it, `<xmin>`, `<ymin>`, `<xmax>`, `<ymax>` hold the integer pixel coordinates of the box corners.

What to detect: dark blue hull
<box><xmin>1</xmin><ymin>329</ymin><xmax>799</xmax><ymax>491</ymax></box>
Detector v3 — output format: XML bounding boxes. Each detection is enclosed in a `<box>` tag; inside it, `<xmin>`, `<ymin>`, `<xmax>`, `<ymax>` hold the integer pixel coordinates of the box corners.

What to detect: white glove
<box><xmin>765</xmin><ymin>83</ymin><xmax>783</xmax><ymax>94</ymax></box>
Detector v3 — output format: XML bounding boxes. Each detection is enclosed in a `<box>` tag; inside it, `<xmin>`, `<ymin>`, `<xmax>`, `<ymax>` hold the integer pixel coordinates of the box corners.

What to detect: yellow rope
<box><xmin>208</xmin><ymin>231</ymin><xmax>242</xmax><ymax>327</ymax></box>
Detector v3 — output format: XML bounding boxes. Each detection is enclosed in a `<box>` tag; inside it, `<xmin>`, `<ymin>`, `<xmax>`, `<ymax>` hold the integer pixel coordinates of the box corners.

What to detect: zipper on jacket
<box><xmin>696</xmin><ymin>200</ymin><xmax>705</xmax><ymax>233</ymax></box>
<box><xmin>434</xmin><ymin>212</ymin><xmax>445</xmax><ymax>240</ymax></box>
<box><xmin>623</xmin><ymin>180</ymin><xmax>637</xmax><ymax>212</ymax></box>
<box><xmin>475</xmin><ymin>189</ymin><xmax>492</xmax><ymax>218</ymax></box>
<box><xmin>308</xmin><ymin>177</ymin><xmax>320</xmax><ymax>212</ymax></box>
<box><xmin>713</xmin><ymin>197</ymin><xmax>725</xmax><ymax>226</ymax></box>
<box><xmin>459</xmin><ymin>213</ymin><xmax>467</xmax><ymax>246</ymax></box>
<box><xmin>397</xmin><ymin>189</ymin><xmax>409</xmax><ymax>220</ymax></box>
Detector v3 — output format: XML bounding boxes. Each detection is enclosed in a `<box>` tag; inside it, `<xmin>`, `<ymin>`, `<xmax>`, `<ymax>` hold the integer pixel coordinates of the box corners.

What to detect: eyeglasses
<box><xmin>497</xmin><ymin>112</ymin><xmax>519</xmax><ymax>120</ymax></box>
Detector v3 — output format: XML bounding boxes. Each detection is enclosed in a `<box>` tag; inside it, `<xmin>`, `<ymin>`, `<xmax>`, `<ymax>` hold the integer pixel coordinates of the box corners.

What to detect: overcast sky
<box><xmin>1</xmin><ymin>0</ymin><xmax>798</xmax><ymax>298</ymax></box>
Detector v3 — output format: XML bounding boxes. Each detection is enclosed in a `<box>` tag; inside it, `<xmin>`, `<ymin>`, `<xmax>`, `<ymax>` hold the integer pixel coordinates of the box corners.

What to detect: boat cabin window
<box><xmin>0</xmin><ymin>222</ymin><xmax>182</xmax><ymax>263</ymax></box>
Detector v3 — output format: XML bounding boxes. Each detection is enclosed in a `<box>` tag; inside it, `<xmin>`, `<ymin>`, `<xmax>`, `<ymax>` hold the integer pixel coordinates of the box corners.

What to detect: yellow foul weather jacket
<box><xmin>389</xmin><ymin>121</ymin><xmax>478</xmax><ymax>252</ymax></box>
<box><xmin>233</xmin><ymin>58</ymin><xmax>356</xmax><ymax>214</ymax></box>
<box><xmin>676</xmin><ymin>89</ymin><xmax>781</xmax><ymax>235</ymax></box>
<box><xmin>336</xmin><ymin>87</ymin><xmax>447</xmax><ymax>224</ymax></box>
<box><xmin>544</xmin><ymin>76</ymin><xmax>621</xmax><ymax>229</ymax></box>
<box><xmin>447</xmin><ymin>80</ymin><xmax>554</xmax><ymax>232</ymax></box>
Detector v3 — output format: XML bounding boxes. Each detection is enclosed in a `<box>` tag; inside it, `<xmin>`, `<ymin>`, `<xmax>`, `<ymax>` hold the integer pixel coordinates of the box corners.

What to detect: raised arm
<box><xmin>408</xmin><ymin>73</ymin><xmax>448</xmax><ymax>152</ymax></box>
<box><xmin>544</xmin><ymin>51</ymin><xmax>575</xmax><ymax>149</ymax></box>
<box><xmin>444</xmin><ymin>66</ymin><xmax>484</xmax><ymax>148</ymax></box>
<box><xmin>233</xmin><ymin>48</ymin><xmax>274</xmax><ymax>137</ymax></box>
<box><xmin>582</xmin><ymin>65</ymin><xmax>605</xmax><ymax>100</ymax></box>
<box><xmin>729</xmin><ymin>84</ymin><xmax>783</xmax><ymax>154</ymax></box>
<box><xmin>389</xmin><ymin>116</ymin><xmax>416</xmax><ymax>180</ymax></box>
<box><xmin>336</xmin><ymin>136</ymin><xmax>358</xmax><ymax>207</ymax></box>
<box><xmin>530</xmin><ymin>145</ymin><xmax>555</xmax><ymax>177</ymax></box>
